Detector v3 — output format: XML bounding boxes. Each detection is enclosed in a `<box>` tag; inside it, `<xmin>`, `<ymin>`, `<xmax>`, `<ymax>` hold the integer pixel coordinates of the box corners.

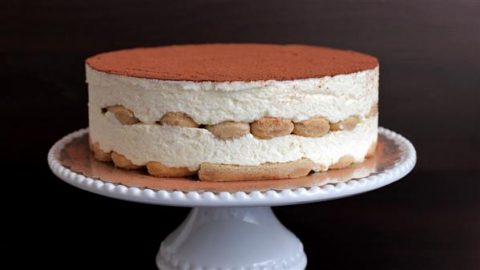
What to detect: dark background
<box><xmin>3</xmin><ymin>0</ymin><xmax>480</xmax><ymax>269</ymax></box>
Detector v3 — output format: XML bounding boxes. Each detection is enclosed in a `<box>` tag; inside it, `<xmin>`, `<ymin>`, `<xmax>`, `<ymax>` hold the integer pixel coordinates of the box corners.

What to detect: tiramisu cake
<box><xmin>86</xmin><ymin>44</ymin><xmax>379</xmax><ymax>182</ymax></box>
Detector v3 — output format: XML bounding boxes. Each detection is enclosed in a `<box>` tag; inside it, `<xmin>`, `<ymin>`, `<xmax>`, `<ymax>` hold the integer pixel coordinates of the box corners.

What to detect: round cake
<box><xmin>86</xmin><ymin>44</ymin><xmax>379</xmax><ymax>181</ymax></box>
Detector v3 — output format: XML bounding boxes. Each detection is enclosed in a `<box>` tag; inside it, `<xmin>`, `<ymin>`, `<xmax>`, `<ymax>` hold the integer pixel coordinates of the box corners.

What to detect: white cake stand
<box><xmin>48</xmin><ymin>127</ymin><xmax>416</xmax><ymax>270</ymax></box>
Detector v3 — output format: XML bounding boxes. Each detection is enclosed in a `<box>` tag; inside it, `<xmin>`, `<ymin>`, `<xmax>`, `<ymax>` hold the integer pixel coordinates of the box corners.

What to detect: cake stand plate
<box><xmin>48</xmin><ymin>127</ymin><xmax>416</xmax><ymax>270</ymax></box>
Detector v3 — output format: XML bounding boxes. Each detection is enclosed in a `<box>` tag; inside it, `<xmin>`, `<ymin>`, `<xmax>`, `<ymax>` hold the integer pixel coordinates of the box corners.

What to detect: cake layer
<box><xmin>87</xmin><ymin>66</ymin><xmax>378</xmax><ymax>124</ymax></box>
<box><xmin>99</xmin><ymin>104</ymin><xmax>374</xmax><ymax>139</ymax></box>
<box><xmin>86</xmin><ymin>44</ymin><xmax>378</xmax><ymax>81</ymax></box>
<box><xmin>89</xmin><ymin>100</ymin><xmax>378</xmax><ymax>171</ymax></box>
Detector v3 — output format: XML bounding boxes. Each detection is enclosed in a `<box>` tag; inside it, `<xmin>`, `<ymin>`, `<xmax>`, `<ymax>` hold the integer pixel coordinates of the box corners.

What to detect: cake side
<box><xmin>87</xmin><ymin>70</ymin><xmax>378</xmax><ymax>177</ymax></box>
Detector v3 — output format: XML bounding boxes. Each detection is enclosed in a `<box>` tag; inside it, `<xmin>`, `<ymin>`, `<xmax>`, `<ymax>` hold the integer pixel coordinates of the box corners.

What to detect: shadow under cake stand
<box><xmin>48</xmin><ymin>127</ymin><xmax>416</xmax><ymax>270</ymax></box>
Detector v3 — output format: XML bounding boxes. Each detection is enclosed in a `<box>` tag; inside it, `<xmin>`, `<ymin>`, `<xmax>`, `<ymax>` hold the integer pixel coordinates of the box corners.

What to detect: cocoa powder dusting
<box><xmin>86</xmin><ymin>44</ymin><xmax>378</xmax><ymax>82</ymax></box>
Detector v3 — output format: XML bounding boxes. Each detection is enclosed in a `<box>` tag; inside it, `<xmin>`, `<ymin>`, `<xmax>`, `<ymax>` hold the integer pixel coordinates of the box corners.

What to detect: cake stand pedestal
<box><xmin>48</xmin><ymin>127</ymin><xmax>416</xmax><ymax>270</ymax></box>
<box><xmin>158</xmin><ymin>206</ymin><xmax>305</xmax><ymax>269</ymax></box>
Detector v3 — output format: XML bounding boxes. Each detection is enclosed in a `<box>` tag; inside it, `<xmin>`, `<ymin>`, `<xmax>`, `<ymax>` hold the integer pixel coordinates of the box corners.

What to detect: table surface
<box><xmin>3</xmin><ymin>0</ymin><xmax>480</xmax><ymax>269</ymax></box>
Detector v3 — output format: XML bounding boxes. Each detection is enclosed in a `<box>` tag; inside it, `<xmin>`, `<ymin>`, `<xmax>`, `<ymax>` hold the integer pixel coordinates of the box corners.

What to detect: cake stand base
<box><xmin>157</xmin><ymin>207</ymin><xmax>305</xmax><ymax>270</ymax></box>
<box><xmin>48</xmin><ymin>127</ymin><xmax>416</xmax><ymax>270</ymax></box>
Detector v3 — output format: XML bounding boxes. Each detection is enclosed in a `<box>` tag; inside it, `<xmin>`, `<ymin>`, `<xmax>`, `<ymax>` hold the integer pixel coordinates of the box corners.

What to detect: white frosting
<box><xmin>87</xmin><ymin>65</ymin><xmax>379</xmax><ymax>170</ymax></box>
<box><xmin>87</xmin><ymin>66</ymin><xmax>378</xmax><ymax>124</ymax></box>
<box><xmin>89</xmin><ymin>102</ymin><xmax>377</xmax><ymax>171</ymax></box>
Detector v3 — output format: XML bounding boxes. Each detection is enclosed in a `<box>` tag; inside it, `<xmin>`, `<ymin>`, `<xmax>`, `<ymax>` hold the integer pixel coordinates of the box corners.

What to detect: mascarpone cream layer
<box><xmin>87</xmin><ymin>66</ymin><xmax>378</xmax><ymax>124</ymax></box>
<box><xmin>89</xmin><ymin>104</ymin><xmax>378</xmax><ymax>171</ymax></box>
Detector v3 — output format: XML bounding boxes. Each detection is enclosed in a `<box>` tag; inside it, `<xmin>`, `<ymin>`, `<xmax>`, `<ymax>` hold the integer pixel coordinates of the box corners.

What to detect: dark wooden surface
<box><xmin>2</xmin><ymin>0</ymin><xmax>479</xmax><ymax>269</ymax></box>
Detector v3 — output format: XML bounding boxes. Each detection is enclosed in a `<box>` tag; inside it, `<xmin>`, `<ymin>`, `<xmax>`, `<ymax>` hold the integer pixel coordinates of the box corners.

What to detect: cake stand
<box><xmin>48</xmin><ymin>127</ymin><xmax>416</xmax><ymax>270</ymax></box>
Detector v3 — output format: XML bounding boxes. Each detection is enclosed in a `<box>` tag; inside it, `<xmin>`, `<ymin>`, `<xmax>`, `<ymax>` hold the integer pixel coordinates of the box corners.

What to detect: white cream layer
<box><xmin>89</xmin><ymin>103</ymin><xmax>378</xmax><ymax>171</ymax></box>
<box><xmin>87</xmin><ymin>66</ymin><xmax>378</xmax><ymax>124</ymax></box>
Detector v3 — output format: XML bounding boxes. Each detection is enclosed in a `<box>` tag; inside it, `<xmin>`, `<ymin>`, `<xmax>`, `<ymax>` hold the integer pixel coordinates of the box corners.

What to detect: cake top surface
<box><xmin>86</xmin><ymin>44</ymin><xmax>378</xmax><ymax>82</ymax></box>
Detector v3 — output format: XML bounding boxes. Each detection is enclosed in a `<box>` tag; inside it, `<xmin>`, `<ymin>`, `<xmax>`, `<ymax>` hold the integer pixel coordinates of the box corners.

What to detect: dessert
<box><xmin>86</xmin><ymin>44</ymin><xmax>379</xmax><ymax>181</ymax></box>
